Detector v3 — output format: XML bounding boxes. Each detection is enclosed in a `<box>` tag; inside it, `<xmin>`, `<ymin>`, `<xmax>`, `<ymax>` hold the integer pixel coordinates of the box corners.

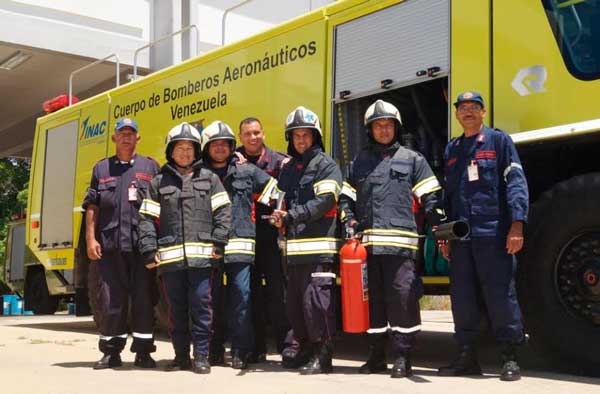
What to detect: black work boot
<box><xmin>500</xmin><ymin>345</ymin><xmax>521</xmax><ymax>381</ymax></box>
<box><xmin>164</xmin><ymin>355</ymin><xmax>192</xmax><ymax>371</ymax></box>
<box><xmin>134</xmin><ymin>353</ymin><xmax>156</xmax><ymax>369</ymax></box>
<box><xmin>282</xmin><ymin>343</ymin><xmax>312</xmax><ymax>369</ymax></box>
<box><xmin>438</xmin><ymin>345</ymin><xmax>482</xmax><ymax>376</ymax></box>
<box><xmin>231</xmin><ymin>351</ymin><xmax>249</xmax><ymax>370</ymax></box>
<box><xmin>359</xmin><ymin>335</ymin><xmax>387</xmax><ymax>374</ymax></box>
<box><xmin>193</xmin><ymin>355</ymin><xmax>211</xmax><ymax>374</ymax></box>
<box><xmin>299</xmin><ymin>341</ymin><xmax>333</xmax><ymax>375</ymax></box>
<box><xmin>247</xmin><ymin>351</ymin><xmax>267</xmax><ymax>364</ymax></box>
<box><xmin>209</xmin><ymin>350</ymin><xmax>225</xmax><ymax>366</ymax></box>
<box><xmin>390</xmin><ymin>353</ymin><xmax>412</xmax><ymax>378</ymax></box>
<box><xmin>93</xmin><ymin>353</ymin><xmax>122</xmax><ymax>370</ymax></box>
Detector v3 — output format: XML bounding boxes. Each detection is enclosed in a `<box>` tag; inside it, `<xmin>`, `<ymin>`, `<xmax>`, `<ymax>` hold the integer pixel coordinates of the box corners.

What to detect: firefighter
<box><xmin>339</xmin><ymin>100</ymin><xmax>444</xmax><ymax>378</ymax></box>
<box><xmin>235</xmin><ymin>117</ymin><xmax>294</xmax><ymax>363</ymax></box>
<box><xmin>83</xmin><ymin>118</ymin><xmax>160</xmax><ymax>369</ymax></box>
<box><xmin>270</xmin><ymin>106</ymin><xmax>343</xmax><ymax>375</ymax></box>
<box><xmin>137</xmin><ymin>122</ymin><xmax>231</xmax><ymax>374</ymax></box>
<box><xmin>202</xmin><ymin>120</ymin><xmax>279</xmax><ymax>370</ymax></box>
<box><xmin>437</xmin><ymin>92</ymin><xmax>528</xmax><ymax>381</ymax></box>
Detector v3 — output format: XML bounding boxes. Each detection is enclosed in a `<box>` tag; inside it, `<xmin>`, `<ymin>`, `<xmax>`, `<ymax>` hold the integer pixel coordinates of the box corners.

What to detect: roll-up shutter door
<box><xmin>334</xmin><ymin>0</ymin><xmax>450</xmax><ymax>102</ymax></box>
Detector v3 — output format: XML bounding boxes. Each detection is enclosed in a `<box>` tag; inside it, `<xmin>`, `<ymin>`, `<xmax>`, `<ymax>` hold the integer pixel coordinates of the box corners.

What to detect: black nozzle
<box><xmin>433</xmin><ymin>220</ymin><xmax>470</xmax><ymax>241</ymax></box>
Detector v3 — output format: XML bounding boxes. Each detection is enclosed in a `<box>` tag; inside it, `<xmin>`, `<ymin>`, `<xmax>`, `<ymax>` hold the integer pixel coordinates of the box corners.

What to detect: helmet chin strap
<box><xmin>173</xmin><ymin>160</ymin><xmax>194</xmax><ymax>173</ymax></box>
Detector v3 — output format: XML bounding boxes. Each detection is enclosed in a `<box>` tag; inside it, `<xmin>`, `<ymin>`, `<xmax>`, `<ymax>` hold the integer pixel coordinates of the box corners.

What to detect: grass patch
<box><xmin>53</xmin><ymin>340</ymin><xmax>75</xmax><ymax>346</ymax></box>
<box><xmin>420</xmin><ymin>295</ymin><xmax>451</xmax><ymax>310</ymax></box>
<box><xmin>29</xmin><ymin>339</ymin><xmax>51</xmax><ymax>345</ymax></box>
<box><xmin>54</xmin><ymin>339</ymin><xmax>86</xmax><ymax>346</ymax></box>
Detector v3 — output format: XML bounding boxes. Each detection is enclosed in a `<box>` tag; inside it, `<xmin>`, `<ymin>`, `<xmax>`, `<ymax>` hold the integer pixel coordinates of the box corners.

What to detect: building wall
<box><xmin>0</xmin><ymin>0</ymin><xmax>334</xmax><ymax>68</ymax></box>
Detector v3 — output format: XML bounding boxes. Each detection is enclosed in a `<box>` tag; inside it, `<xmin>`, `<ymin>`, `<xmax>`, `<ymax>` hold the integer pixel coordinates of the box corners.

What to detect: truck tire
<box><xmin>24</xmin><ymin>266</ymin><xmax>59</xmax><ymax>315</ymax></box>
<box><xmin>518</xmin><ymin>173</ymin><xmax>600</xmax><ymax>375</ymax></box>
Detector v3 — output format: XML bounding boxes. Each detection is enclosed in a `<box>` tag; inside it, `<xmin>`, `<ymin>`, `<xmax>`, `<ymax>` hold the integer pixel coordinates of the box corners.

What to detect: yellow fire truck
<box><xmin>22</xmin><ymin>0</ymin><xmax>600</xmax><ymax>370</ymax></box>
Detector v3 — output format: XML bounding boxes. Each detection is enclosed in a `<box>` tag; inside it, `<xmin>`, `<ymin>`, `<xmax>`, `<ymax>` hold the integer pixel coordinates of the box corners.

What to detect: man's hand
<box><xmin>86</xmin><ymin>239</ymin><xmax>102</xmax><ymax>261</ymax></box>
<box><xmin>212</xmin><ymin>243</ymin><xmax>224</xmax><ymax>259</ymax></box>
<box><xmin>146</xmin><ymin>253</ymin><xmax>159</xmax><ymax>270</ymax></box>
<box><xmin>345</xmin><ymin>219</ymin><xmax>358</xmax><ymax>239</ymax></box>
<box><xmin>506</xmin><ymin>221</ymin><xmax>524</xmax><ymax>255</ymax></box>
<box><xmin>439</xmin><ymin>240</ymin><xmax>451</xmax><ymax>260</ymax></box>
<box><xmin>270</xmin><ymin>209</ymin><xmax>287</xmax><ymax>228</ymax></box>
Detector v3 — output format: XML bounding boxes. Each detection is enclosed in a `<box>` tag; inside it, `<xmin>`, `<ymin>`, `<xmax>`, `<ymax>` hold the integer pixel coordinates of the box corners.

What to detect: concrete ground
<box><xmin>0</xmin><ymin>311</ymin><xmax>598</xmax><ymax>394</ymax></box>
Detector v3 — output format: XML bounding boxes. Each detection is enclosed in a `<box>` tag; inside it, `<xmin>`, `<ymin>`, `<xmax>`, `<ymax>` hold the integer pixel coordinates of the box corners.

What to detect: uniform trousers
<box><xmin>286</xmin><ymin>263</ymin><xmax>336</xmax><ymax>344</ymax></box>
<box><xmin>251</xmin><ymin>237</ymin><xmax>290</xmax><ymax>353</ymax></box>
<box><xmin>449</xmin><ymin>238</ymin><xmax>524</xmax><ymax>346</ymax></box>
<box><xmin>367</xmin><ymin>255</ymin><xmax>423</xmax><ymax>355</ymax></box>
<box><xmin>211</xmin><ymin>262</ymin><xmax>254</xmax><ymax>356</ymax></box>
<box><xmin>88</xmin><ymin>250</ymin><xmax>157</xmax><ymax>354</ymax></box>
<box><xmin>161</xmin><ymin>267</ymin><xmax>216</xmax><ymax>358</ymax></box>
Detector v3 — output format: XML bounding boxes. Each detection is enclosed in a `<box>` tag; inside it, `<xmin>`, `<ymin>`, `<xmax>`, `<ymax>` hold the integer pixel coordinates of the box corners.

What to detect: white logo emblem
<box><xmin>511</xmin><ymin>65</ymin><xmax>547</xmax><ymax>96</ymax></box>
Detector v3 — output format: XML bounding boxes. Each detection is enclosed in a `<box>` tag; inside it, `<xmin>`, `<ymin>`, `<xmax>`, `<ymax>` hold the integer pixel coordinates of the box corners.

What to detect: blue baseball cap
<box><xmin>115</xmin><ymin>118</ymin><xmax>139</xmax><ymax>133</ymax></box>
<box><xmin>453</xmin><ymin>91</ymin><xmax>485</xmax><ymax>108</ymax></box>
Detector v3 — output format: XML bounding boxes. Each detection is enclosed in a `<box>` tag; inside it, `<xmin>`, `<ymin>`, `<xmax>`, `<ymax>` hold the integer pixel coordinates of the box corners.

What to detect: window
<box><xmin>543</xmin><ymin>0</ymin><xmax>600</xmax><ymax>80</ymax></box>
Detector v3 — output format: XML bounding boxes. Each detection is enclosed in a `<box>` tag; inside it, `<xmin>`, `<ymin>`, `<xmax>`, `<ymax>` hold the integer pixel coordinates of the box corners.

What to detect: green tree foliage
<box><xmin>0</xmin><ymin>158</ymin><xmax>30</xmax><ymax>280</ymax></box>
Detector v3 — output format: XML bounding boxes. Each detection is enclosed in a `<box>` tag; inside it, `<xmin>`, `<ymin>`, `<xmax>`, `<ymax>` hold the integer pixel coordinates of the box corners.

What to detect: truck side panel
<box><xmin>450</xmin><ymin>0</ymin><xmax>491</xmax><ymax>138</ymax></box>
<box><xmin>493</xmin><ymin>0</ymin><xmax>600</xmax><ymax>139</ymax></box>
<box><xmin>109</xmin><ymin>19</ymin><xmax>328</xmax><ymax>162</ymax></box>
<box><xmin>28</xmin><ymin>97</ymin><xmax>110</xmax><ymax>271</ymax></box>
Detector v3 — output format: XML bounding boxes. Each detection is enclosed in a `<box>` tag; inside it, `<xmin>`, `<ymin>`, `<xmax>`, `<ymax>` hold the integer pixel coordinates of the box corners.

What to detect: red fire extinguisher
<box><xmin>339</xmin><ymin>238</ymin><xmax>370</xmax><ymax>333</ymax></box>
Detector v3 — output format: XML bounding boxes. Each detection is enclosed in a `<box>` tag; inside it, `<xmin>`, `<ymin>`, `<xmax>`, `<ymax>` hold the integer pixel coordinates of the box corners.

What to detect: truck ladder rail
<box><xmin>133</xmin><ymin>24</ymin><xmax>200</xmax><ymax>80</ymax></box>
<box><xmin>68</xmin><ymin>53</ymin><xmax>120</xmax><ymax>106</ymax></box>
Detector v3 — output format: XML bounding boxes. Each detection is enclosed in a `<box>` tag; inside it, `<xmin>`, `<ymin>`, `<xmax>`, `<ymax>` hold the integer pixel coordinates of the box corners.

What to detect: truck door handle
<box><xmin>427</xmin><ymin>66</ymin><xmax>441</xmax><ymax>77</ymax></box>
<box><xmin>380</xmin><ymin>79</ymin><xmax>393</xmax><ymax>89</ymax></box>
<box><xmin>339</xmin><ymin>90</ymin><xmax>351</xmax><ymax>100</ymax></box>
<box><xmin>416</xmin><ymin>66</ymin><xmax>441</xmax><ymax>78</ymax></box>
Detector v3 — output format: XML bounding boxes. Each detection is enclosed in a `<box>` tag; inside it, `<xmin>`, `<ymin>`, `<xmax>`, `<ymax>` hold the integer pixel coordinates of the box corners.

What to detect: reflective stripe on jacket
<box><xmin>204</xmin><ymin>155</ymin><xmax>277</xmax><ymax>263</ymax></box>
<box><xmin>339</xmin><ymin>143</ymin><xmax>443</xmax><ymax>257</ymax></box>
<box><xmin>137</xmin><ymin>162</ymin><xmax>231</xmax><ymax>273</ymax></box>
<box><xmin>278</xmin><ymin>146</ymin><xmax>343</xmax><ymax>264</ymax></box>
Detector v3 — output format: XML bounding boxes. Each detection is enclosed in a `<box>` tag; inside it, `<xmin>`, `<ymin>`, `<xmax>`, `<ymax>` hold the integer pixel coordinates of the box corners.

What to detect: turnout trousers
<box><xmin>367</xmin><ymin>255</ymin><xmax>423</xmax><ymax>355</ymax></box>
<box><xmin>251</xmin><ymin>237</ymin><xmax>290</xmax><ymax>354</ymax></box>
<box><xmin>160</xmin><ymin>267</ymin><xmax>216</xmax><ymax>358</ymax></box>
<box><xmin>449</xmin><ymin>237</ymin><xmax>524</xmax><ymax>346</ymax></box>
<box><xmin>286</xmin><ymin>263</ymin><xmax>336</xmax><ymax>344</ymax></box>
<box><xmin>88</xmin><ymin>250</ymin><xmax>157</xmax><ymax>355</ymax></box>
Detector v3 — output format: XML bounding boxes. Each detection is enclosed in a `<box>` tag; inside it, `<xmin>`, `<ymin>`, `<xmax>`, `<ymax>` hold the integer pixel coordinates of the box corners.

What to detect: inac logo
<box><xmin>80</xmin><ymin>116</ymin><xmax>107</xmax><ymax>140</ymax></box>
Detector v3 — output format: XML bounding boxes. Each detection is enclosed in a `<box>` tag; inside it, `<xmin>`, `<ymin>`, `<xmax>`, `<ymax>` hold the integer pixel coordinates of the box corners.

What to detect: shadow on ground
<box><xmin>12</xmin><ymin>317</ymin><xmax>600</xmax><ymax>382</ymax></box>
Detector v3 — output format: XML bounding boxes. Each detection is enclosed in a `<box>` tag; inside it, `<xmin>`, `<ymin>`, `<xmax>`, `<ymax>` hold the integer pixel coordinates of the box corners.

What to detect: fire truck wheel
<box><xmin>518</xmin><ymin>173</ymin><xmax>600</xmax><ymax>376</ymax></box>
<box><xmin>24</xmin><ymin>266</ymin><xmax>59</xmax><ymax>315</ymax></box>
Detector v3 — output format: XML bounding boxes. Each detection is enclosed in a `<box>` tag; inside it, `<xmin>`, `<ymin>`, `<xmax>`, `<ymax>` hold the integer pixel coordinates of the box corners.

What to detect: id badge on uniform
<box><xmin>128</xmin><ymin>184</ymin><xmax>137</xmax><ymax>201</ymax></box>
<box><xmin>467</xmin><ymin>160</ymin><xmax>479</xmax><ymax>182</ymax></box>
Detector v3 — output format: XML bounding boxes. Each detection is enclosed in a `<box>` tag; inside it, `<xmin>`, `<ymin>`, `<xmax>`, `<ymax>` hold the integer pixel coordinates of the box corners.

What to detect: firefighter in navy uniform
<box><xmin>83</xmin><ymin>118</ymin><xmax>160</xmax><ymax>369</ymax></box>
<box><xmin>202</xmin><ymin>121</ymin><xmax>279</xmax><ymax>370</ymax></box>
<box><xmin>235</xmin><ymin>117</ymin><xmax>293</xmax><ymax>363</ymax></box>
<box><xmin>270</xmin><ymin>107</ymin><xmax>343</xmax><ymax>375</ymax></box>
<box><xmin>339</xmin><ymin>100</ymin><xmax>445</xmax><ymax>378</ymax></box>
<box><xmin>437</xmin><ymin>92</ymin><xmax>528</xmax><ymax>382</ymax></box>
<box><xmin>137</xmin><ymin>122</ymin><xmax>231</xmax><ymax>374</ymax></box>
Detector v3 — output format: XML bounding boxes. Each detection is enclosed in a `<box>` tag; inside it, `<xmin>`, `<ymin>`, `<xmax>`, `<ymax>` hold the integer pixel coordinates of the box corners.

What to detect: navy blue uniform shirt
<box><xmin>443</xmin><ymin>126</ymin><xmax>529</xmax><ymax>238</ymax></box>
